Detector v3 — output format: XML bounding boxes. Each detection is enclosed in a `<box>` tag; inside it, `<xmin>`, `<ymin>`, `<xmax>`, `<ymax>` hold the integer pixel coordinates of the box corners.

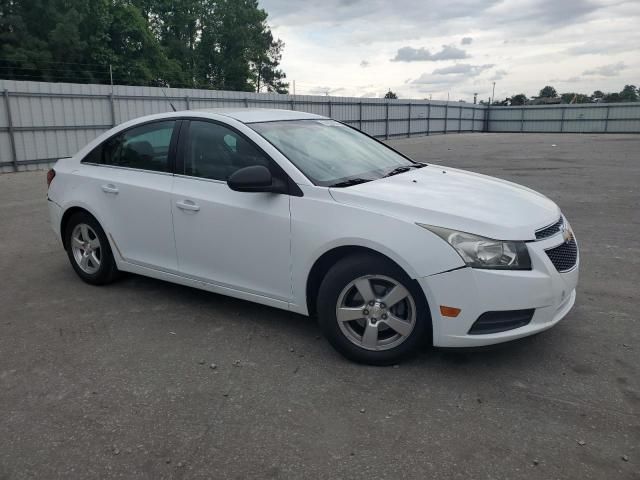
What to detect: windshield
<box><xmin>249</xmin><ymin>119</ymin><xmax>414</xmax><ymax>186</ymax></box>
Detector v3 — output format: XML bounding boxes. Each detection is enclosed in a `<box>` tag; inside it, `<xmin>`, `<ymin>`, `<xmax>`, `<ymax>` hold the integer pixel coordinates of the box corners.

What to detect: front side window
<box><xmin>84</xmin><ymin>121</ymin><xmax>175</xmax><ymax>172</ymax></box>
<box><xmin>184</xmin><ymin>121</ymin><xmax>269</xmax><ymax>181</ymax></box>
<box><xmin>249</xmin><ymin>119</ymin><xmax>413</xmax><ymax>186</ymax></box>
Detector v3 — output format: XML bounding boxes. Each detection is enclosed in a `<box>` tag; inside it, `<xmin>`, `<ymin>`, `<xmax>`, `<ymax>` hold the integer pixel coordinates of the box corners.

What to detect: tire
<box><xmin>64</xmin><ymin>211</ymin><xmax>119</xmax><ymax>285</ymax></box>
<box><xmin>317</xmin><ymin>253</ymin><xmax>430</xmax><ymax>365</ymax></box>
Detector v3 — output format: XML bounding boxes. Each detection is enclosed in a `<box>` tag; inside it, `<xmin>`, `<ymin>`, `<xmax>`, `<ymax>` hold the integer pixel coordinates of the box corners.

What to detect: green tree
<box><xmin>620</xmin><ymin>84</ymin><xmax>638</xmax><ymax>102</ymax></box>
<box><xmin>603</xmin><ymin>92</ymin><xmax>622</xmax><ymax>103</ymax></box>
<box><xmin>509</xmin><ymin>93</ymin><xmax>528</xmax><ymax>105</ymax></box>
<box><xmin>107</xmin><ymin>2</ymin><xmax>179</xmax><ymax>86</ymax></box>
<box><xmin>384</xmin><ymin>90</ymin><xmax>398</xmax><ymax>99</ymax></box>
<box><xmin>539</xmin><ymin>85</ymin><xmax>558</xmax><ymax>98</ymax></box>
<box><xmin>133</xmin><ymin>0</ymin><xmax>205</xmax><ymax>87</ymax></box>
<box><xmin>254</xmin><ymin>38</ymin><xmax>288</xmax><ymax>93</ymax></box>
<box><xmin>560</xmin><ymin>92</ymin><xmax>590</xmax><ymax>104</ymax></box>
<box><xmin>592</xmin><ymin>90</ymin><xmax>604</xmax><ymax>100</ymax></box>
<box><xmin>0</xmin><ymin>0</ymin><xmax>288</xmax><ymax>91</ymax></box>
<box><xmin>195</xmin><ymin>0</ymin><xmax>287</xmax><ymax>92</ymax></box>
<box><xmin>0</xmin><ymin>0</ymin><xmax>171</xmax><ymax>85</ymax></box>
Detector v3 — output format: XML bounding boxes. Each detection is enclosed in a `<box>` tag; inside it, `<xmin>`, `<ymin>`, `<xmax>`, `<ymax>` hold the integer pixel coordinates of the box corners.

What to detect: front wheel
<box><xmin>317</xmin><ymin>253</ymin><xmax>430</xmax><ymax>365</ymax></box>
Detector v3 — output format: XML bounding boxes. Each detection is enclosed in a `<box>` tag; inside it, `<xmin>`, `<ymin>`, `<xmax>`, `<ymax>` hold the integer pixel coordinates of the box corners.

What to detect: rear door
<box><xmin>171</xmin><ymin>119</ymin><xmax>292</xmax><ymax>301</ymax></box>
<box><xmin>80</xmin><ymin>120</ymin><xmax>180</xmax><ymax>271</ymax></box>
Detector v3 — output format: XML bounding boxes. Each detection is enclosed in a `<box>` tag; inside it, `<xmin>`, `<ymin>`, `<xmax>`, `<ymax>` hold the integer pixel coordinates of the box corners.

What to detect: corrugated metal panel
<box><xmin>3</xmin><ymin>79</ymin><xmax>637</xmax><ymax>171</ymax></box>
<box><xmin>488</xmin><ymin>102</ymin><xmax>640</xmax><ymax>133</ymax></box>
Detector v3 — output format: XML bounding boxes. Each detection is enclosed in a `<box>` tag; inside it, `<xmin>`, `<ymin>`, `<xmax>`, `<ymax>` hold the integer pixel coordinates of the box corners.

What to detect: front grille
<box><xmin>545</xmin><ymin>237</ymin><xmax>578</xmax><ymax>272</ymax></box>
<box><xmin>536</xmin><ymin>217</ymin><xmax>563</xmax><ymax>240</ymax></box>
<box><xmin>468</xmin><ymin>309</ymin><xmax>535</xmax><ymax>335</ymax></box>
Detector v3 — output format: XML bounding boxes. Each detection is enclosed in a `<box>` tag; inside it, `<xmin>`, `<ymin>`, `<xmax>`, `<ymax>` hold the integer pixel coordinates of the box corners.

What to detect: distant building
<box><xmin>530</xmin><ymin>96</ymin><xmax>562</xmax><ymax>105</ymax></box>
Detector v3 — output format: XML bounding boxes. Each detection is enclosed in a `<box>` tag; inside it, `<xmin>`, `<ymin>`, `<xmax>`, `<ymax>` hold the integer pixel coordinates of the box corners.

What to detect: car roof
<box><xmin>195</xmin><ymin>108</ymin><xmax>326</xmax><ymax>123</ymax></box>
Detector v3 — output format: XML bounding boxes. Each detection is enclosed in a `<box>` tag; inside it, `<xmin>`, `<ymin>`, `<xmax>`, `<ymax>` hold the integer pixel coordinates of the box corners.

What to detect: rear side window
<box><xmin>83</xmin><ymin>121</ymin><xmax>176</xmax><ymax>172</ymax></box>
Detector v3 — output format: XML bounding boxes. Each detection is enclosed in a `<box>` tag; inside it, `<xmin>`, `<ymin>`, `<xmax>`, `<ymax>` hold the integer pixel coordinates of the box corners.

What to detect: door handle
<box><xmin>176</xmin><ymin>200</ymin><xmax>200</xmax><ymax>212</ymax></box>
<box><xmin>101</xmin><ymin>184</ymin><xmax>119</xmax><ymax>194</ymax></box>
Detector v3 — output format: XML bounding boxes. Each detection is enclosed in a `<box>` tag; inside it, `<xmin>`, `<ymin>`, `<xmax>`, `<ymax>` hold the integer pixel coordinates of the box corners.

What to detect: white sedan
<box><xmin>47</xmin><ymin>109</ymin><xmax>579</xmax><ymax>364</ymax></box>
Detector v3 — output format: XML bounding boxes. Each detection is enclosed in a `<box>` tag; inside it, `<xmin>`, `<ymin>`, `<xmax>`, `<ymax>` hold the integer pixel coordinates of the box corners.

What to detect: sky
<box><xmin>260</xmin><ymin>0</ymin><xmax>640</xmax><ymax>101</ymax></box>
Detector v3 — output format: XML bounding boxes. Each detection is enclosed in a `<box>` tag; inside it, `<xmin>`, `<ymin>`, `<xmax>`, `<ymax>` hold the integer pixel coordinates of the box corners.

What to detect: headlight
<box><xmin>417</xmin><ymin>224</ymin><xmax>531</xmax><ymax>270</ymax></box>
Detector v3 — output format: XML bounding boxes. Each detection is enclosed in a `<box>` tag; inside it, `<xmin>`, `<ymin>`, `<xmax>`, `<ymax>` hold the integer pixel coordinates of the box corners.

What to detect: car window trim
<box><xmin>78</xmin><ymin>162</ymin><xmax>175</xmax><ymax>176</ymax></box>
<box><xmin>175</xmin><ymin>117</ymin><xmax>302</xmax><ymax>197</ymax></box>
<box><xmin>81</xmin><ymin>118</ymin><xmax>180</xmax><ymax>174</ymax></box>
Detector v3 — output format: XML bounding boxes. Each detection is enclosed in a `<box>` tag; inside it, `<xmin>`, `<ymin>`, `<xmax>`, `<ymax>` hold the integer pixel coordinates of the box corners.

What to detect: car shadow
<box><xmin>108</xmin><ymin>271</ymin><xmax>565</xmax><ymax>371</ymax></box>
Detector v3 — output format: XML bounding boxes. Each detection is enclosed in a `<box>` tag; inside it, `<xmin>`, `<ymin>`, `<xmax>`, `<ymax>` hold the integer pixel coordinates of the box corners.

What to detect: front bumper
<box><xmin>419</xmin><ymin>233</ymin><xmax>579</xmax><ymax>348</ymax></box>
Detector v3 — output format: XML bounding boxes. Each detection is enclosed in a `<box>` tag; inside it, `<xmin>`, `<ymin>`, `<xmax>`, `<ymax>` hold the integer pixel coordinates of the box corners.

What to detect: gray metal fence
<box><xmin>1</xmin><ymin>80</ymin><xmax>639</xmax><ymax>173</ymax></box>
<box><xmin>487</xmin><ymin>103</ymin><xmax>640</xmax><ymax>133</ymax></box>
<box><xmin>0</xmin><ymin>80</ymin><xmax>486</xmax><ymax>172</ymax></box>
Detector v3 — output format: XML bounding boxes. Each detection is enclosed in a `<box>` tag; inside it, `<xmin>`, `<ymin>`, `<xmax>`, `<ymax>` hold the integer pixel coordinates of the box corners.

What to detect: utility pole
<box><xmin>473</xmin><ymin>92</ymin><xmax>478</xmax><ymax>104</ymax></box>
<box><xmin>491</xmin><ymin>82</ymin><xmax>496</xmax><ymax>104</ymax></box>
<box><xmin>293</xmin><ymin>80</ymin><xmax>296</xmax><ymax>96</ymax></box>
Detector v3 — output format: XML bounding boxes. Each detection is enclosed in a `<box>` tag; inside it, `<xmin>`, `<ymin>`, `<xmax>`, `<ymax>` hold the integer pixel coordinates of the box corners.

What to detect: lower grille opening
<box><xmin>468</xmin><ymin>309</ymin><xmax>535</xmax><ymax>335</ymax></box>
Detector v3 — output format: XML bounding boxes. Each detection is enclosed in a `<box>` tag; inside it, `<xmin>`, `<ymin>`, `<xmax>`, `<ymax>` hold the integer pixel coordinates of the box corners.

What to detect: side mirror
<box><xmin>227</xmin><ymin>165</ymin><xmax>287</xmax><ymax>193</ymax></box>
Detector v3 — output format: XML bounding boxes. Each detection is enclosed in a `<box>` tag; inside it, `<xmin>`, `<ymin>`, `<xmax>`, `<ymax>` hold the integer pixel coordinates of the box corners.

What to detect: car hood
<box><xmin>329</xmin><ymin>164</ymin><xmax>560</xmax><ymax>241</ymax></box>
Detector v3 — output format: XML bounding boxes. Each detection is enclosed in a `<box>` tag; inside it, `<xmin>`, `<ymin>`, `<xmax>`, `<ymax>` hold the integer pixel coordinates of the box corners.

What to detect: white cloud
<box><xmin>391</xmin><ymin>45</ymin><xmax>469</xmax><ymax>62</ymax></box>
<box><xmin>582</xmin><ymin>62</ymin><xmax>627</xmax><ymax>77</ymax></box>
<box><xmin>432</xmin><ymin>63</ymin><xmax>494</xmax><ymax>75</ymax></box>
<box><xmin>261</xmin><ymin>0</ymin><xmax>640</xmax><ymax>99</ymax></box>
<box><xmin>490</xmin><ymin>69</ymin><xmax>508</xmax><ymax>81</ymax></box>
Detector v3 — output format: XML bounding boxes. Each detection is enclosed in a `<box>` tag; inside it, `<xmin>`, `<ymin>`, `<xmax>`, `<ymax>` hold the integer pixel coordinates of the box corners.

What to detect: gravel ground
<box><xmin>0</xmin><ymin>133</ymin><xmax>638</xmax><ymax>479</ymax></box>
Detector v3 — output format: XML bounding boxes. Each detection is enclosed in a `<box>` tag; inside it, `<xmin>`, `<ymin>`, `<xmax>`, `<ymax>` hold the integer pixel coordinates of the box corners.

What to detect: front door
<box><xmin>171</xmin><ymin>120</ymin><xmax>292</xmax><ymax>301</ymax></box>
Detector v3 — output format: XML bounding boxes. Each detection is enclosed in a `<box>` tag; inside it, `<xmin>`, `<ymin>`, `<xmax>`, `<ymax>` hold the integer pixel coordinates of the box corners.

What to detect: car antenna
<box><xmin>161</xmin><ymin>85</ymin><xmax>177</xmax><ymax>112</ymax></box>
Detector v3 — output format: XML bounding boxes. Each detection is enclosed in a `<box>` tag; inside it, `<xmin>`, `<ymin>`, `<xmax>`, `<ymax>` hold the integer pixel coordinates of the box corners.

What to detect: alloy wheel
<box><xmin>70</xmin><ymin>223</ymin><xmax>102</xmax><ymax>275</ymax></box>
<box><xmin>336</xmin><ymin>274</ymin><xmax>416</xmax><ymax>351</ymax></box>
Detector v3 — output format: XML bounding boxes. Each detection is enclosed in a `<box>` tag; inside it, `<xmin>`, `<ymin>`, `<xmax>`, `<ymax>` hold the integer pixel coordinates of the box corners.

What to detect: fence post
<box><xmin>359</xmin><ymin>102</ymin><xmax>363</xmax><ymax>131</ymax></box>
<box><xmin>458</xmin><ymin>107</ymin><xmax>462</xmax><ymax>133</ymax></box>
<box><xmin>560</xmin><ymin>106</ymin><xmax>566</xmax><ymax>133</ymax></box>
<box><xmin>520</xmin><ymin>107</ymin><xmax>525</xmax><ymax>132</ymax></box>
<box><xmin>604</xmin><ymin>105</ymin><xmax>610</xmax><ymax>133</ymax></box>
<box><xmin>327</xmin><ymin>100</ymin><xmax>331</xmax><ymax>118</ymax></box>
<box><xmin>291</xmin><ymin>98</ymin><xmax>295</xmax><ymax>111</ymax></box>
<box><xmin>385</xmin><ymin>102</ymin><xmax>389</xmax><ymax>140</ymax></box>
<box><xmin>407</xmin><ymin>103</ymin><xmax>412</xmax><ymax>138</ymax></box>
<box><xmin>2</xmin><ymin>89</ymin><xmax>18</xmax><ymax>171</ymax></box>
<box><xmin>426</xmin><ymin>103</ymin><xmax>431</xmax><ymax>136</ymax></box>
<box><xmin>243</xmin><ymin>98</ymin><xmax>249</xmax><ymax>108</ymax></box>
<box><xmin>184</xmin><ymin>95</ymin><xmax>190</xmax><ymax>110</ymax></box>
<box><xmin>485</xmin><ymin>103</ymin><xmax>490</xmax><ymax>132</ymax></box>
<box><xmin>108</xmin><ymin>93</ymin><xmax>116</xmax><ymax>127</ymax></box>
<box><xmin>471</xmin><ymin>108</ymin><xmax>475</xmax><ymax>133</ymax></box>
<box><xmin>444</xmin><ymin>103</ymin><xmax>448</xmax><ymax>134</ymax></box>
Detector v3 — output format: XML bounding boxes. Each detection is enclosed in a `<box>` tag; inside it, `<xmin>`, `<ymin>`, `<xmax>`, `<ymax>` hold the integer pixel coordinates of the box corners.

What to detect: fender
<box><xmin>289</xmin><ymin>187</ymin><xmax>465</xmax><ymax>315</ymax></box>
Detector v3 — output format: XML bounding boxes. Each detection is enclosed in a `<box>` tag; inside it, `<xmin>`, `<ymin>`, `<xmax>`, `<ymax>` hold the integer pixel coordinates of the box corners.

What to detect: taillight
<box><xmin>46</xmin><ymin>168</ymin><xmax>56</xmax><ymax>188</ymax></box>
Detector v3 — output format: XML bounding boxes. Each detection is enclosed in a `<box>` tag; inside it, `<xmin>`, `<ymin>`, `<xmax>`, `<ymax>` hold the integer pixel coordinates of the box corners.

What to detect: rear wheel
<box><xmin>64</xmin><ymin>212</ymin><xmax>119</xmax><ymax>285</ymax></box>
<box><xmin>317</xmin><ymin>253</ymin><xmax>430</xmax><ymax>365</ymax></box>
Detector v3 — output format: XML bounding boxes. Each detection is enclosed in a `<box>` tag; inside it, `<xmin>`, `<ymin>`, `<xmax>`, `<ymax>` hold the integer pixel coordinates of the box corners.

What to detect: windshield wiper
<box><xmin>384</xmin><ymin>163</ymin><xmax>426</xmax><ymax>178</ymax></box>
<box><xmin>329</xmin><ymin>178</ymin><xmax>372</xmax><ymax>188</ymax></box>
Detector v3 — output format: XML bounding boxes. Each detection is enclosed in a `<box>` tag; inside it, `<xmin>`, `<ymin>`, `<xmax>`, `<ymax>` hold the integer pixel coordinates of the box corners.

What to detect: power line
<box><xmin>0</xmin><ymin>66</ymin><xmax>111</xmax><ymax>74</ymax></box>
<box><xmin>0</xmin><ymin>57</ymin><xmax>113</xmax><ymax>67</ymax></box>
